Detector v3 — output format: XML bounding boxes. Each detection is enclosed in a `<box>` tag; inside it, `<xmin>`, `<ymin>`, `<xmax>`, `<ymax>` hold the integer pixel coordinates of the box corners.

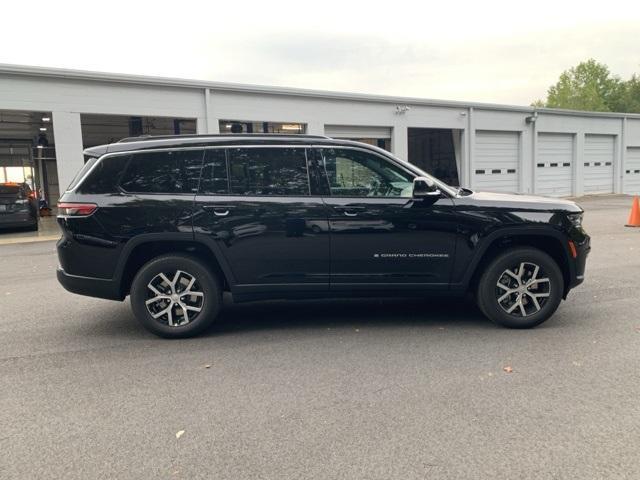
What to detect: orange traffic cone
<box><xmin>626</xmin><ymin>196</ymin><xmax>640</xmax><ymax>227</ymax></box>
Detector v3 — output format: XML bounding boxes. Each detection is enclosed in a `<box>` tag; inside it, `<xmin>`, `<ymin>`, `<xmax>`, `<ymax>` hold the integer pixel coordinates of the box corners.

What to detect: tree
<box><xmin>617</xmin><ymin>74</ymin><xmax>640</xmax><ymax>113</ymax></box>
<box><xmin>541</xmin><ymin>59</ymin><xmax>624</xmax><ymax>112</ymax></box>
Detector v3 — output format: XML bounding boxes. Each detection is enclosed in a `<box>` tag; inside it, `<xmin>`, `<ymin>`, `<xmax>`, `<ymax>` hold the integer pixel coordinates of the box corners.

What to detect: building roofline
<box><xmin>2</xmin><ymin>63</ymin><xmax>640</xmax><ymax>119</ymax></box>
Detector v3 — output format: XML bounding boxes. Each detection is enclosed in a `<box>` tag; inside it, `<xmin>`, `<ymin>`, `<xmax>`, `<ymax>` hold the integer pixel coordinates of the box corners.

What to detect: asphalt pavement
<box><xmin>1</xmin><ymin>195</ymin><xmax>639</xmax><ymax>479</ymax></box>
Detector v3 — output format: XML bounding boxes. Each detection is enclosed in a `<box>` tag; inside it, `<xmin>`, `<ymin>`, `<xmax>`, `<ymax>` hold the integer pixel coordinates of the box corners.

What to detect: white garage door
<box><xmin>324</xmin><ymin>125</ymin><xmax>391</xmax><ymax>139</ymax></box>
<box><xmin>474</xmin><ymin>130</ymin><xmax>520</xmax><ymax>192</ymax></box>
<box><xmin>536</xmin><ymin>133</ymin><xmax>573</xmax><ymax>197</ymax></box>
<box><xmin>583</xmin><ymin>134</ymin><xmax>615</xmax><ymax>194</ymax></box>
<box><xmin>624</xmin><ymin>147</ymin><xmax>640</xmax><ymax>195</ymax></box>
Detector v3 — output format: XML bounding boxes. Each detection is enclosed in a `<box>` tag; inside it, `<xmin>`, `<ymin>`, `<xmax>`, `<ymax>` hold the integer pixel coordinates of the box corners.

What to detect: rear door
<box><xmin>193</xmin><ymin>146</ymin><xmax>330</xmax><ymax>295</ymax></box>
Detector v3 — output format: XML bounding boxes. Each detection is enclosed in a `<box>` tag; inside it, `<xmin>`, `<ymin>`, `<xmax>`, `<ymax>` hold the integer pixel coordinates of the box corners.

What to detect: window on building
<box><xmin>226</xmin><ymin>147</ymin><xmax>309</xmax><ymax>196</ymax></box>
<box><xmin>320</xmin><ymin>148</ymin><xmax>414</xmax><ymax>197</ymax></box>
<box><xmin>219</xmin><ymin>120</ymin><xmax>306</xmax><ymax>134</ymax></box>
<box><xmin>119</xmin><ymin>150</ymin><xmax>204</xmax><ymax>194</ymax></box>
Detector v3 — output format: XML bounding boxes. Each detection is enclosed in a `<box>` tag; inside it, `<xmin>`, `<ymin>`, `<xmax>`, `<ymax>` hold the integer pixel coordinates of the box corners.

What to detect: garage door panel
<box><xmin>584</xmin><ymin>135</ymin><xmax>614</xmax><ymax>194</ymax></box>
<box><xmin>535</xmin><ymin>133</ymin><xmax>573</xmax><ymax>197</ymax></box>
<box><xmin>474</xmin><ymin>131</ymin><xmax>519</xmax><ymax>192</ymax></box>
<box><xmin>624</xmin><ymin>147</ymin><xmax>640</xmax><ymax>194</ymax></box>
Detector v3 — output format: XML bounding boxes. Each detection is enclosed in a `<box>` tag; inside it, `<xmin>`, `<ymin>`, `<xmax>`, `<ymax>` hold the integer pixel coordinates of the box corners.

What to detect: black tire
<box><xmin>130</xmin><ymin>254</ymin><xmax>221</xmax><ymax>338</ymax></box>
<box><xmin>476</xmin><ymin>247</ymin><xmax>563</xmax><ymax>329</ymax></box>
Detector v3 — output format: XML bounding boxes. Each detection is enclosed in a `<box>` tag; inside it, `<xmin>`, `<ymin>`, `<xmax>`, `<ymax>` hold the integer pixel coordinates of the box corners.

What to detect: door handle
<box><xmin>333</xmin><ymin>205</ymin><xmax>365</xmax><ymax>217</ymax></box>
<box><xmin>202</xmin><ymin>205</ymin><xmax>234</xmax><ymax>216</ymax></box>
<box><xmin>342</xmin><ymin>210</ymin><xmax>359</xmax><ymax>217</ymax></box>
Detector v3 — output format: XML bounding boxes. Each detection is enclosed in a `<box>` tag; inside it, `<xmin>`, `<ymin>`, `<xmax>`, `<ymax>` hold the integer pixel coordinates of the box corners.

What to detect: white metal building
<box><xmin>1</xmin><ymin>63</ymin><xmax>640</xmax><ymax>207</ymax></box>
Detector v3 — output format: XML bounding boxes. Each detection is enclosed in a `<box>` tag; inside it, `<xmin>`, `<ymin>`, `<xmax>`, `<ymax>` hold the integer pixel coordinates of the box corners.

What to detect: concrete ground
<box><xmin>0</xmin><ymin>215</ymin><xmax>59</xmax><ymax>245</ymax></box>
<box><xmin>0</xmin><ymin>195</ymin><xmax>639</xmax><ymax>480</ymax></box>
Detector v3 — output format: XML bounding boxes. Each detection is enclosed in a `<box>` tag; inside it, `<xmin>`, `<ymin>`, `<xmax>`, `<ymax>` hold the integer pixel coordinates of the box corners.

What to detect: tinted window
<box><xmin>77</xmin><ymin>154</ymin><xmax>130</xmax><ymax>194</ymax></box>
<box><xmin>321</xmin><ymin>148</ymin><xmax>414</xmax><ymax>197</ymax></box>
<box><xmin>66</xmin><ymin>157</ymin><xmax>98</xmax><ymax>191</ymax></box>
<box><xmin>120</xmin><ymin>150</ymin><xmax>204</xmax><ymax>194</ymax></box>
<box><xmin>199</xmin><ymin>149</ymin><xmax>229</xmax><ymax>194</ymax></box>
<box><xmin>227</xmin><ymin>148</ymin><xmax>309</xmax><ymax>196</ymax></box>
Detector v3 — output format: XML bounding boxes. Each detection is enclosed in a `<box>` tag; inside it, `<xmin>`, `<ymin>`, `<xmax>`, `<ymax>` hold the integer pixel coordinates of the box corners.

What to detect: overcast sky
<box><xmin>1</xmin><ymin>0</ymin><xmax>638</xmax><ymax>105</ymax></box>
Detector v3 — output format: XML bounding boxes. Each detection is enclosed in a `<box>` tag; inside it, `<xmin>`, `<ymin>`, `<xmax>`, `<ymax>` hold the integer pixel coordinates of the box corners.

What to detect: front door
<box><xmin>193</xmin><ymin>146</ymin><xmax>330</xmax><ymax>296</ymax></box>
<box><xmin>315</xmin><ymin>147</ymin><xmax>458</xmax><ymax>290</ymax></box>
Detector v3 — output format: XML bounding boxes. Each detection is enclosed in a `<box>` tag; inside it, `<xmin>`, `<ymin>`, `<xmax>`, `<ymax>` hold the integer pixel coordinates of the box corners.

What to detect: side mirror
<box><xmin>413</xmin><ymin>176</ymin><xmax>441</xmax><ymax>199</ymax></box>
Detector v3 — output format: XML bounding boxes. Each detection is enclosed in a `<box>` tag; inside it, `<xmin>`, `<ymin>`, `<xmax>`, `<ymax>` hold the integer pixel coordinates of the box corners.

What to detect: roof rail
<box><xmin>117</xmin><ymin>133</ymin><xmax>331</xmax><ymax>143</ymax></box>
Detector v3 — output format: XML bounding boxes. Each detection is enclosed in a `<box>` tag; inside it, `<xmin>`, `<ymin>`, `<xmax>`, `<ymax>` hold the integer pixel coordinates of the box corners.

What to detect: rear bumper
<box><xmin>0</xmin><ymin>212</ymin><xmax>37</xmax><ymax>229</ymax></box>
<box><xmin>56</xmin><ymin>267</ymin><xmax>124</xmax><ymax>301</ymax></box>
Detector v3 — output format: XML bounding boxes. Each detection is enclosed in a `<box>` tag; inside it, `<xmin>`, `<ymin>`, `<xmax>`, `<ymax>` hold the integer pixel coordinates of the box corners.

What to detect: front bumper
<box><xmin>567</xmin><ymin>234</ymin><xmax>590</xmax><ymax>291</ymax></box>
<box><xmin>57</xmin><ymin>267</ymin><xmax>124</xmax><ymax>301</ymax></box>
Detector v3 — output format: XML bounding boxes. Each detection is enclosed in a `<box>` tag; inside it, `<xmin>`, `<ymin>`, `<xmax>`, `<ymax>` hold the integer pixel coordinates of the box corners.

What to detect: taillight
<box><xmin>57</xmin><ymin>202</ymin><xmax>97</xmax><ymax>217</ymax></box>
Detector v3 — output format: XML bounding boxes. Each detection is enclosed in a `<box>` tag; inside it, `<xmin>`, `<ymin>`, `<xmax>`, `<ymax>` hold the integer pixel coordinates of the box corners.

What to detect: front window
<box><xmin>320</xmin><ymin>148</ymin><xmax>414</xmax><ymax>197</ymax></box>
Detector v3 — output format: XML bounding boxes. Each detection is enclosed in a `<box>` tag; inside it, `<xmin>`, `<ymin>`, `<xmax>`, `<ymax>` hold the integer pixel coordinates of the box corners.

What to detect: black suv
<box><xmin>56</xmin><ymin>134</ymin><xmax>589</xmax><ymax>338</ymax></box>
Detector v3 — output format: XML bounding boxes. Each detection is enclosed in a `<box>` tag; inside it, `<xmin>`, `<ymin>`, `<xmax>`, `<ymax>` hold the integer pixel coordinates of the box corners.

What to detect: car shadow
<box><xmin>80</xmin><ymin>294</ymin><xmax>494</xmax><ymax>341</ymax></box>
<box><xmin>201</xmin><ymin>295</ymin><xmax>493</xmax><ymax>337</ymax></box>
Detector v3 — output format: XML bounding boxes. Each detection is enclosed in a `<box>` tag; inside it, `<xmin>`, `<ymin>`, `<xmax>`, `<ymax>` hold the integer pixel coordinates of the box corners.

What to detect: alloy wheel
<box><xmin>495</xmin><ymin>262</ymin><xmax>551</xmax><ymax>317</ymax></box>
<box><xmin>145</xmin><ymin>270</ymin><xmax>204</xmax><ymax>326</ymax></box>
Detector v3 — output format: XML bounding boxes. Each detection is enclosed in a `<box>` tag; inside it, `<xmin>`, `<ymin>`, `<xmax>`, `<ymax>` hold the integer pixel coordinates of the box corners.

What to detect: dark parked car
<box><xmin>0</xmin><ymin>182</ymin><xmax>39</xmax><ymax>231</ymax></box>
<box><xmin>56</xmin><ymin>134</ymin><xmax>590</xmax><ymax>338</ymax></box>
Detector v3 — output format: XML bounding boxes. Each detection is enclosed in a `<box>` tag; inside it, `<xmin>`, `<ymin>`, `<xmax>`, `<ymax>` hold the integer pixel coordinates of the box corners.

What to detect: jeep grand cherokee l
<box><xmin>56</xmin><ymin>134</ymin><xmax>590</xmax><ymax>338</ymax></box>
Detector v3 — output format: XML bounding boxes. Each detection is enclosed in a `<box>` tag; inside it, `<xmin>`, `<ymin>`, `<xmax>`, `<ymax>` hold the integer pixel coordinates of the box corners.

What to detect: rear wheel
<box><xmin>130</xmin><ymin>254</ymin><xmax>221</xmax><ymax>338</ymax></box>
<box><xmin>476</xmin><ymin>247</ymin><xmax>563</xmax><ymax>329</ymax></box>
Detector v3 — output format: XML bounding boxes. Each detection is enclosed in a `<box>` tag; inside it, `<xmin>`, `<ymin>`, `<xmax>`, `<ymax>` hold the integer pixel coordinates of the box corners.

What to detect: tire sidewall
<box><xmin>130</xmin><ymin>255</ymin><xmax>220</xmax><ymax>338</ymax></box>
<box><xmin>478</xmin><ymin>248</ymin><xmax>563</xmax><ymax>329</ymax></box>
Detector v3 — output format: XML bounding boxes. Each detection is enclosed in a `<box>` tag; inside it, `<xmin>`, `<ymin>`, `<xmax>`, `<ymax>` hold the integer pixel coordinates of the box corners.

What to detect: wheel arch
<box><xmin>465</xmin><ymin>229</ymin><xmax>572</xmax><ymax>297</ymax></box>
<box><xmin>114</xmin><ymin>233</ymin><xmax>235</xmax><ymax>298</ymax></box>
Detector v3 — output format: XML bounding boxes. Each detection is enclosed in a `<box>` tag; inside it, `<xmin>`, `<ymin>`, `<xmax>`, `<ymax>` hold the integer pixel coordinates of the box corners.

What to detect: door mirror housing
<box><xmin>412</xmin><ymin>176</ymin><xmax>441</xmax><ymax>199</ymax></box>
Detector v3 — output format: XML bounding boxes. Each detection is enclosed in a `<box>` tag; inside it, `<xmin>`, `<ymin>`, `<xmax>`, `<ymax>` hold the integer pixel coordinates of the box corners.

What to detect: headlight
<box><xmin>567</xmin><ymin>212</ymin><xmax>583</xmax><ymax>228</ymax></box>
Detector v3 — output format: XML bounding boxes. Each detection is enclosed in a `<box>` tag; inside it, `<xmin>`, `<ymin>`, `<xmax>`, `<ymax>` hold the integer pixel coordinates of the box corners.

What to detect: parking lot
<box><xmin>1</xmin><ymin>195</ymin><xmax>639</xmax><ymax>479</ymax></box>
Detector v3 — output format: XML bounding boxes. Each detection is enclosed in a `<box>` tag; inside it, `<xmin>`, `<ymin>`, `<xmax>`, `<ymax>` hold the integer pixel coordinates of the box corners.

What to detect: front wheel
<box><xmin>476</xmin><ymin>247</ymin><xmax>564</xmax><ymax>329</ymax></box>
<box><xmin>130</xmin><ymin>254</ymin><xmax>221</xmax><ymax>338</ymax></box>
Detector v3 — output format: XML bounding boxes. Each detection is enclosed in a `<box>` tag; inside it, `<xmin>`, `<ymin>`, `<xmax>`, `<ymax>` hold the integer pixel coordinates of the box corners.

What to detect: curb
<box><xmin>0</xmin><ymin>235</ymin><xmax>59</xmax><ymax>246</ymax></box>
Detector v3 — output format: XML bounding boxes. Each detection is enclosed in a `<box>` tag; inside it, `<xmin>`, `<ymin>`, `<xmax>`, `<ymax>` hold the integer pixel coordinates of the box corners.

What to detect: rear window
<box><xmin>66</xmin><ymin>157</ymin><xmax>98</xmax><ymax>191</ymax></box>
<box><xmin>227</xmin><ymin>147</ymin><xmax>309</xmax><ymax>196</ymax></box>
<box><xmin>119</xmin><ymin>150</ymin><xmax>204</xmax><ymax>194</ymax></box>
<box><xmin>77</xmin><ymin>154</ymin><xmax>130</xmax><ymax>194</ymax></box>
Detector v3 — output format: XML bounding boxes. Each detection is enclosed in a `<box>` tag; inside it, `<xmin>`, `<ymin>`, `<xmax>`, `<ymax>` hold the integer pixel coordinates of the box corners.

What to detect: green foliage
<box><xmin>536</xmin><ymin>59</ymin><xmax>640</xmax><ymax>113</ymax></box>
